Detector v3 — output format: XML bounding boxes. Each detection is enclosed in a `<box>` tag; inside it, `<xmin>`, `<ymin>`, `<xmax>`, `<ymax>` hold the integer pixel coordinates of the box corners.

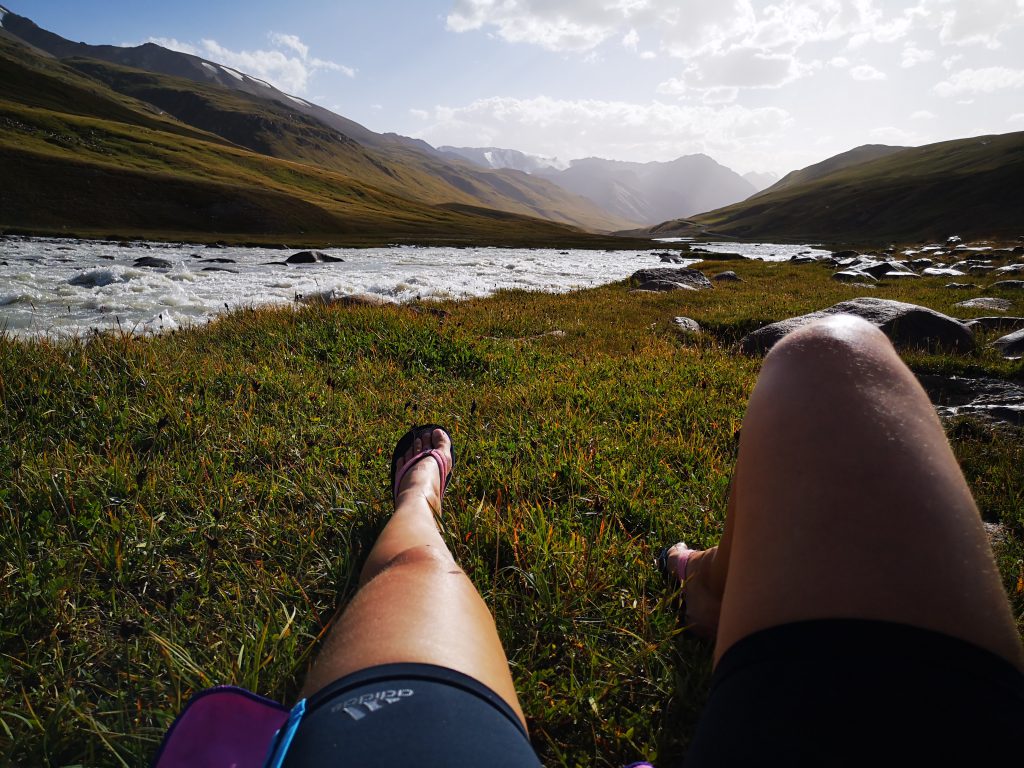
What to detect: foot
<box><xmin>664</xmin><ymin>543</ymin><xmax>723</xmax><ymax>640</ymax></box>
<box><xmin>393</xmin><ymin>428</ymin><xmax>452</xmax><ymax>512</ymax></box>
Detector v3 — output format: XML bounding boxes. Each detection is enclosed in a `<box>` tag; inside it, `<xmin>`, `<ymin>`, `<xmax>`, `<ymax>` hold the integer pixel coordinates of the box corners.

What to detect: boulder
<box><xmin>285</xmin><ymin>250</ymin><xmax>344</xmax><ymax>264</ymax></box>
<box><xmin>990</xmin><ymin>280</ymin><xmax>1024</xmax><ymax>291</ymax></box>
<box><xmin>832</xmin><ymin>270</ymin><xmax>876</xmax><ymax>283</ymax></box>
<box><xmin>945</xmin><ymin>283</ymin><xmax>978</xmax><ymax>290</ymax></box>
<box><xmin>739</xmin><ymin>297</ymin><xmax>975</xmax><ymax>355</ymax></box>
<box><xmin>954</xmin><ymin>298</ymin><xmax>1012</xmax><ymax>311</ymax></box>
<box><xmin>629</xmin><ymin>267</ymin><xmax>713</xmax><ymax>292</ymax></box>
<box><xmin>832</xmin><ymin>250</ymin><xmax>859</xmax><ymax>259</ymax></box>
<box><xmin>133</xmin><ymin>256</ymin><xmax>172</xmax><ymax>269</ymax></box>
<box><xmin>910</xmin><ymin>258</ymin><xmax>934</xmax><ymax>269</ymax></box>
<box><xmin>789</xmin><ymin>256</ymin><xmax>818</xmax><ymax>264</ymax></box>
<box><xmin>860</xmin><ymin>261</ymin><xmax>915</xmax><ymax>279</ymax></box>
<box><xmin>713</xmin><ymin>271</ymin><xmax>743</xmax><ymax>282</ymax></box>
<box><xmin>658</xmin><ymin>252</ymin><xmax>689</xmax><ymax>264</ymax></box>
<box><xmin>202</xmin><ymin>267</ymin><xmax>238</xmax><ymax>273</ymax></box>
<box><xmin>673</xmin><ymin>316</ymin><xmax>701</xmax><ymax>334</ymax></box>
<box><xmin>882</xmin><ymin>271</ymin><xmax>920</xmax><ymax>280</ymax></box>
<box><xmin>201</xmin><ymin>257</ymin><xmax>237</xmax><ymax>264</ymax></box>
<box><xmin>995</xmin><ymin>264</ymin><xmax>1024</xmax><ymax>275</ymax></box>
<box><xmin>992</xmin><ymin>328</ymin><xmax>1024</xmax><ymax>359</ymax></box>
<box><xmin>923</xmin><ymin>267</ymin><xmax>966</xmax><ymax>277</ymax></box>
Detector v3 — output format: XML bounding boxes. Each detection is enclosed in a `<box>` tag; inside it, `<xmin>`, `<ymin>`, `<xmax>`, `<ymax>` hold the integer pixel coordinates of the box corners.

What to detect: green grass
<box><xmin>1</xmin><ymin>259</ymin><xmax>1022</xmax><ymax>766</ymax></box>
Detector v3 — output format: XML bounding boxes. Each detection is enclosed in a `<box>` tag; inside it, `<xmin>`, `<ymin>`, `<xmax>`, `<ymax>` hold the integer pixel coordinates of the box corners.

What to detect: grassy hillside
<box><xmin>0</xmin><ymin>38</ymin><xmax>641</xmax><ymax>246</ymax></box>
<box><xmin>1</xmin><ymin>258</ymin><xmax>1021</xmax><ymax>766</ymax></box>
<box><xmin>0</xmin><ymin>18</ymin><xmax>634</xmax><ymax>234</ymax></box>
<box><xmin>752</xmin><ymin>143</ymin><xmax>906</xmax><ymax>199</ymax></box>
<box><xmin>679</xmin><ymin>132</ymin><xmax>1024</xmax><ymax>242</ymax></box>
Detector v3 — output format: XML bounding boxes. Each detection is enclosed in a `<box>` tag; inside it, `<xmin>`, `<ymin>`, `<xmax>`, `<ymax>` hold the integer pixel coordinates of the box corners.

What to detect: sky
<box><xmin>7</xmin><ymin>1</ymin><xmax>1024</xmax><ymax>177</ymax></box>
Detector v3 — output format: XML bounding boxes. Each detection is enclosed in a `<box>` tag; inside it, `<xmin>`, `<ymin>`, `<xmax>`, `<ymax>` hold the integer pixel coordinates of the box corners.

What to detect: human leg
<box><xmin>298</xmin><ymin>427</ymin><xmax>527</xmax><ymax>726</ymax></box>
<box><xmin>668</xmin><ymin>315</ymin><xmax>1022</xmax><ymax>670</ymax></box>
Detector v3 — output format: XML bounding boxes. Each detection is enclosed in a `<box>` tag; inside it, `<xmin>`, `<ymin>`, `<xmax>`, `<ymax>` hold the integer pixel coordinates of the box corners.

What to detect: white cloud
<box><xmin>915</xmin><ymin>0</ymin><xmax>1024</xmax><ymax>48</ymax></box>
<box><xmin>1008</xmin><ymin>112</ymin><xmax>1024</xmax><ymax>122</ymax></box>
<box><xmin>869</xmin><ymin>125</ymin><xmax>923</xmax><ymax>144</ymax></box>
<box><xmin>911</xmin><ymin>109</ymin><xmax>937</xmax><ymax>119</ymax></box>
<box><xmin>830</xmin><ymin>56</ymin><xmax>851</xmax><ymax>68</ymax></box>
<box><xmin>942</xmin><ymin>53</ymin><xmax>964</xmax><ymax>70</ymax></box>
<box><xmin>622</xmin><ymin>28</ymin><xmax>639</xmax><ymax>50</ymax></box>
<box><xmin>409</xmin><ymin>108</ymin><xmax>430</xmax><ymax>120</ymax></box>
<box><xmin>850</xmin><ymin>64</ymin><xmax>887</xmax><ymax>80</ymax></box>
<box><xmin>901</xmin><ymin>45</ymin><xmax>935</xmax><ymax>67</ymax></box>
<box><xmin>934</xmin><ymin>66</ymin><xmax>1024</xmax><ymax>96</ymax></box>
<box><xmin>147</xmin><ymin>32</ymin><xmax>353</xmax><ymax>94</ymax></box>
<box><xmin>640</xmin><ymin>50</ymin><xmax>657</xmax><ymax>59</ymax></box>
<box><xmin>658</xmin><ymin>46</ymin><xmax>808</xmax><ymax>97</ymax></box>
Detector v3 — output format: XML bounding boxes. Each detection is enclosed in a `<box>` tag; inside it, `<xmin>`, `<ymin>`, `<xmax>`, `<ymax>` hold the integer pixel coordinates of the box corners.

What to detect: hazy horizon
<box><xmin>7</xmin><ymin>0</ymin><xmax>1024</xmax><ymax>177</ymax></box>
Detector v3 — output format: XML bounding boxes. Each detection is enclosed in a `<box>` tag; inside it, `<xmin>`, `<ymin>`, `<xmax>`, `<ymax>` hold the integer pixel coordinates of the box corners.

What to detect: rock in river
<box><xmin>629</xmin><ymin>267</ymin><xmax>713</xmax><ymax>292</ymax></box>
<box><xmin>740</xmin><ymin>297</ymin><xmax>975</xmax><ymax>355</ymax></box>
<box><xmin>134</xmin><ymin>256</ymin><xmax>172</xmax><ymax>269</ymax></box>
<box><xmin>285</xmin><ymin>250</ymin><xmax>345</xmax><ymax>265</ymax></box>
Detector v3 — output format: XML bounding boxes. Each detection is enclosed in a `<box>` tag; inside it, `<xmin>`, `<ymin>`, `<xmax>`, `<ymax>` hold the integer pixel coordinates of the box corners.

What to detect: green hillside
<box><xmin>678</xmin><ymin>132</ymin><xmax>1024</xmax><ymax>242</ymax></box>
<box><xmin>0</xmin><ymin>36</ymin><xmax>637</xmax><ymax>245</ymax></box>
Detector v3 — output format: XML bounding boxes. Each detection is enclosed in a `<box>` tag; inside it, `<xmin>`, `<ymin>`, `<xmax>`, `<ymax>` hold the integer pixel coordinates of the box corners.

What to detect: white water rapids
<box><xmin>0</xmin><ymin>237</ymin><xmax>831</xmax><ymax>338</ymax></box>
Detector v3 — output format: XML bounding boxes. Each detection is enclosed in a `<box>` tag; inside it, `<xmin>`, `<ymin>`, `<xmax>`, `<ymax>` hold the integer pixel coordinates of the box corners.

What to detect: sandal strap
<box><xmin>392</xmin><ymin>447</ymin><xmax>451</xmax><ymax>502</ymax></box>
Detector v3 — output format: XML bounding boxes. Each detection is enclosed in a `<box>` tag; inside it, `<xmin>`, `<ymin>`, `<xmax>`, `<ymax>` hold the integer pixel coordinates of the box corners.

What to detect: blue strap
<box><xmin>263</xmin><ymin>698</ymin><xmax>307</xmax><ymax>768</ymax></box>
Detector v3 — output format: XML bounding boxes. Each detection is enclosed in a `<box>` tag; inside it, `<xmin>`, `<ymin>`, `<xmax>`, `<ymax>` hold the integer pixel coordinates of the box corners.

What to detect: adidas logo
<box><xmin>331</xmin><ymin>688</ymin><xmax>415</xmax><ymax>721</ymax></box>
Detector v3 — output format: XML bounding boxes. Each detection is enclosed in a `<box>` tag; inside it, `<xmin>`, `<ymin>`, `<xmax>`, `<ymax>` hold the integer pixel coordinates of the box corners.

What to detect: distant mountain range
<box><xmin>439</xmin><ymin>147</ymin><xmax>762</xmax><ymax>225</ymax></box>
<box><xmin>0</xmin><ymin>6</ymin><xmax>642</xmax><ymax>243</ymax></box>
<box><xmin>643</xmin><ymin>134</ymin><xmax>1024</xmax><ymax>242</ymax></box>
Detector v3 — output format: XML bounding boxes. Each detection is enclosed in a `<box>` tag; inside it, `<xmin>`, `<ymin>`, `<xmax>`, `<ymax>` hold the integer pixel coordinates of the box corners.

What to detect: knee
<box><xmin>764</xmin><ymin>315</ymin><xmax>896</xmax><ymax>379</ymax></box>
<box><xmin>379</xmin><ymin>544</ymin><xmax>460</xmax><ymax>576</ymax></box>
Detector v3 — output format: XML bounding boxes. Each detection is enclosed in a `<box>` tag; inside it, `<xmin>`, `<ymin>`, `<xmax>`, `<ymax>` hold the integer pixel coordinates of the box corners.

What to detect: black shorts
<box><xmin>687</xmin><ymin>619</ymin><xmax>1024</xmax><ymax>766</ymax></box>
<box><xmin>269</xmin><ymin>663</ymin><xmax>541</xmax><ymax>767</ymax></box>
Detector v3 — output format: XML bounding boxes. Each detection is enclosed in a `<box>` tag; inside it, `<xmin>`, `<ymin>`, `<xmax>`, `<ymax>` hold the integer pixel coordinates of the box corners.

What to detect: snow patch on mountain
<box><xmin>220</xmin><ymin>66</ymin><xmax>244</xmax><ymax>82</ymax></box>
<box><xmin>285</xmin><ymin>94</ymin><xmax>311</xmax><ymax>107</ymax></box>
<box><xmin>0</xmin><ymin>5</ymin><xmax>9</xmax><ymax>26</ymax></box>
<box><xmin>200</xmin><ymin>62</ymin><xmax>217</xmax><ymax>73</ymax></box>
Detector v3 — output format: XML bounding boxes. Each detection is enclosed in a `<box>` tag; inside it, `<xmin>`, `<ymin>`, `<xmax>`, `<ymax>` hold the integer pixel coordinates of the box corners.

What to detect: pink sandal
<box><xmin>390</xmin><ymin>424</ymin><xmax>454</xmax><ymax>503</ymax></box>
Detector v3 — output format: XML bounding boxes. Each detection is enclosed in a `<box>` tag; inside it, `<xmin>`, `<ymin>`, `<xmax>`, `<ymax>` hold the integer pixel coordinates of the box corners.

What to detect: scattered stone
<box><xmin>990</xmin><ymin>280</ymin><xmax>1024</xmax><ymax>291</ymax></box>
<box><xmin>920</xmin><ymin>373</ymin><xmax>1024</xmax><ymax>425</ymax></box>
<box><xmin>954</xmin><ymin>298</ymin><xmax>1013</xmax><ymax>311</ymax></box>
<box><xmin>285</xmin><ymin>250</ymin><xmax>344</xmax><ymax>264</ymax></box>
<box><xmin>910</xmin><ymin>258</ymin><xmax>934</xmax><ymax>269</ymax></box>
<box><xmin>133</xmin><ymin>256</ymin><xmax>172</xmax><ymax>269</ymax></box>
<box><xmin>961</xmin><ymin>317</ymin><xmax>1024</xmax><ymax>333</ymax></box>
<box><xmin>922</xmin><ymin>267</ymin><xmax>966</xmax><ymax>277</ymax></box>
<box><xmin>201</xmin><ymin>257</ymin><xmax>236</xmax><ymax>264</ymax></box>
<box><xmin>713</xmin><ymin>271</ymin><xmax>743</xmax><ymax>282</ymax></box>
<box><xmin>629</xmin><ymin>267</ymin><xmax>713</xmax><ymax>292</ymax></box>
<box><xmin>832</xmin><ymin>270</ymin><xmax>877</xmax><ymax>283</ymax></box>
<box><xmin>297</xmin><ymin>290</ymin><xmax>389</xmax><ymax>307</ymax></box>
<box><xmin>740</xmin><ymin>297</ymin><xmax>975</xmax><ymax>355</ymax></box>
<box><xmin>832</xmin><ymin>250</ymin><xmax>859</xmax><ymax>259</ymax></box>
<box><xmin>189</xmin><ymin>253</ymin><xmax>203</xmax><ymax>259</ymax></box>
<box><xmin>860</xmin><ymin>261</ymin><xmax>915</xmax><ymax>279</ymax></box>
<box><xmin>202</xmin><ymin>267</ymin><xmax>238</xmax><ymax>273</ymax></box>
<box><xmin>657</xmin><ymin>252</ymin><xmax>688</xmax><ymax>264</ymax></box>
<box><xmin>995</xmin><ymin>264</ymin><xmax>1024</xmax><ymax>275</ymax></box>
<box><xmin>992</xmin><ymin>328</ymin><xmax>1024</xmax><ymax>359</ymax></box>
<box><xmin>882</xmin><ymin>271</ymin><xmax>920</xmax><ymax>280</ymax></box>
<box><xmin>789</xmin><ymin>256</ymin><xmax>818</xmax><ymax>264</ymax></box>
<box><xmin>945</xmin><ymin>283</ymin><xmax>977</xmax><ymax>290</ymax></box>
<box><xmin>98</xmin><ymin>254</ymin><xmax>115</xmax><ymax>261</ymax></box>
<box><xmin>673</xmin><ymin>316</ymin><xmax>701</xmax><ymax>334</ymax></box>
<box><xmin>947</xmin><ymin>235</ymin><xmax>962</xmax><ymax>245</ymax></box>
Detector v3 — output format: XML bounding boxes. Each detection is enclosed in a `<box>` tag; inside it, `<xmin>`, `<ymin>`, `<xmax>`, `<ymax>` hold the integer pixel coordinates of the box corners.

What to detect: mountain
<box><xmin>742</xmin><ymin>171</ymin><xmax>779</xmax><ymax>192</ymax></box>
<box><xmin>754</xmin><ymin>144</ymin><xmax>906</xmax><ymax>199</ymax></box>
<box><xmin>0</xmin><ymin>6</ymin><xmax>637</xmax><ymax>236</ymax></box>
<box><xmin>533</xmin><ymin>155</ymin><xmax>758</xmax><ymax>225</ymax></box>
<box><xmin>439</xmin><ymin>146</ymin><xmax>567</xmax><ymax>174</ymax></box>
<box><xmin>647</xmin><ymin>133</ymin><xmax>1024</xmax><ymax>242</ymax></box>
<box><xmin>0</xmin><ymin>33</ymin><xmax>642</xmax><ymax>245</ymax></box>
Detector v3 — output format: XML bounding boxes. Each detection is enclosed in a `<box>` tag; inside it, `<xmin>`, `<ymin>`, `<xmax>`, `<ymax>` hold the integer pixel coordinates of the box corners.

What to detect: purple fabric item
<box><xmin>152</xmin><ymin>686</ymin><xmax>289</xmax><ymax>768</ymax></box>
<box><xmin>623</xmin><ymin>763</ymin><xmax>656</xmax><ymax>767</ymax></box>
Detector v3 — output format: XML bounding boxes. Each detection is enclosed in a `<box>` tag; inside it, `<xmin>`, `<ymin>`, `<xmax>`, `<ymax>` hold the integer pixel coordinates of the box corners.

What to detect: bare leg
<box><xmin>671</xmin><ymin>315</ymin><xmax>1023</xmax><ymax>670</ymax></box>
<box><xmin>299</xmin><ymin>428</ymin><xmax>527</xmax><ymax>727</ymax></box>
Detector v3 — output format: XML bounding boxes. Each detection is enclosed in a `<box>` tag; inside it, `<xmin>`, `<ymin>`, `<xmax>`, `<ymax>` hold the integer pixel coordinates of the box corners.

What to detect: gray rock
<box><xmin>919</xmin><ymin>373</ymin><xmax>1024</xmax><ymax>425</ymax></box>
<box><xmin>994</xmin><ymin>264</ymin><xmax>1024</xmax><ymax>275</ymax></box>
<box><xmin>285</xmin><ymin>250</ymin><xmax>345</xmax><ymax>264</ymax></box>
<box><xmin>861</xmin><ymin>261</ymin><xmax>915</xmax><ymax>279</ymax></box>
<box><xmin>961</xmin><ymin>317</ymin><xmax>1024</xmax><ymax>333</ymax></box>
<box><xmin>832</xmin><ymin>250</ymin><xmax>859</xmax><ymax>259</ymax></box>
<box><xmin>990</xmin><ymin>280</ymin><xmax>1024</xmax><ymax>291</ymax></box>
<box><xmin>713</xmin><ymin>271</ymin><xmax>743</xmax><ymax>282</ymax></box>
<box><xmin>201</xmin><ymin>257</ymin><xmax>237</xmax><ymax>264</ymax></box>
<box><xmin>945</xmin><ymin>283</ymin><xmax>978</xmax><ymax>290</ymax></box>
<box><xmin>954</xmin><ymin>298</ymin><xmax>1013</xmax><ymax>311</ymax></box>
<box><xmin>789</xmin><ymin>256</ymin><xmax>818</xmax><ymax>264</ymax></box>
<box><xmin>629</xmin><ymin>267</ymin><xmax>713</xmax><ymax>292</ymax></box>
<box><xmin>658</xmin><ymin>252</ymin><xmax>688</xmax><ymax>264</ymax></box>
<box><xmin>673</xmin><ymin>316</ymin><xmax>701</xmax><ymax>334</ymax></box>
<box><xmin>202</xmin><ymin>267</ymin><xmax>238</xmax><ymax>273</ymax></box>
<box><xmin>992</xmin><ymin>328</ymin><xmax>1024</xmax><ymax>359</ymax></box>
<box><xmin>882</xmin><ymin>271</ymin><xmax>920</xmax><ymax>280</ymax></box>
<box><xmin>133</xmin><ymin>256</ymin><xmax>172</xmax><ymax>269</ymax></box>
<box><xmin>910</xmin><ymin>258</ymin><xmax>934</xmax><ymax>269</ymax></box>
<box><xmin>923</xmin><ymin>267</ymin><xmax>966</xmax><ymax>277</ymax></box>
<box><xmin>832</xmin><ymin>270</ymin><xmax>877</xmax><ymax>283</ymax></box>
<box><xmin>967</xmin><ymin>265</ymin><xmax>996</xmax><ymax>274</ymax></box>
<box><xmin>740</xmin><ymin>297</ymin><xmax>975</xmax><ymax>355</ymax></box>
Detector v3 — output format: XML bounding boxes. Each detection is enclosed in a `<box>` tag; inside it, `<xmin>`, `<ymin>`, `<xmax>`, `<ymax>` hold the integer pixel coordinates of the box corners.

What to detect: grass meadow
<box><xmin>2</xmin><ymin>257</ymin><xmax>1022</xmax><ymax>766</ymax></box>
